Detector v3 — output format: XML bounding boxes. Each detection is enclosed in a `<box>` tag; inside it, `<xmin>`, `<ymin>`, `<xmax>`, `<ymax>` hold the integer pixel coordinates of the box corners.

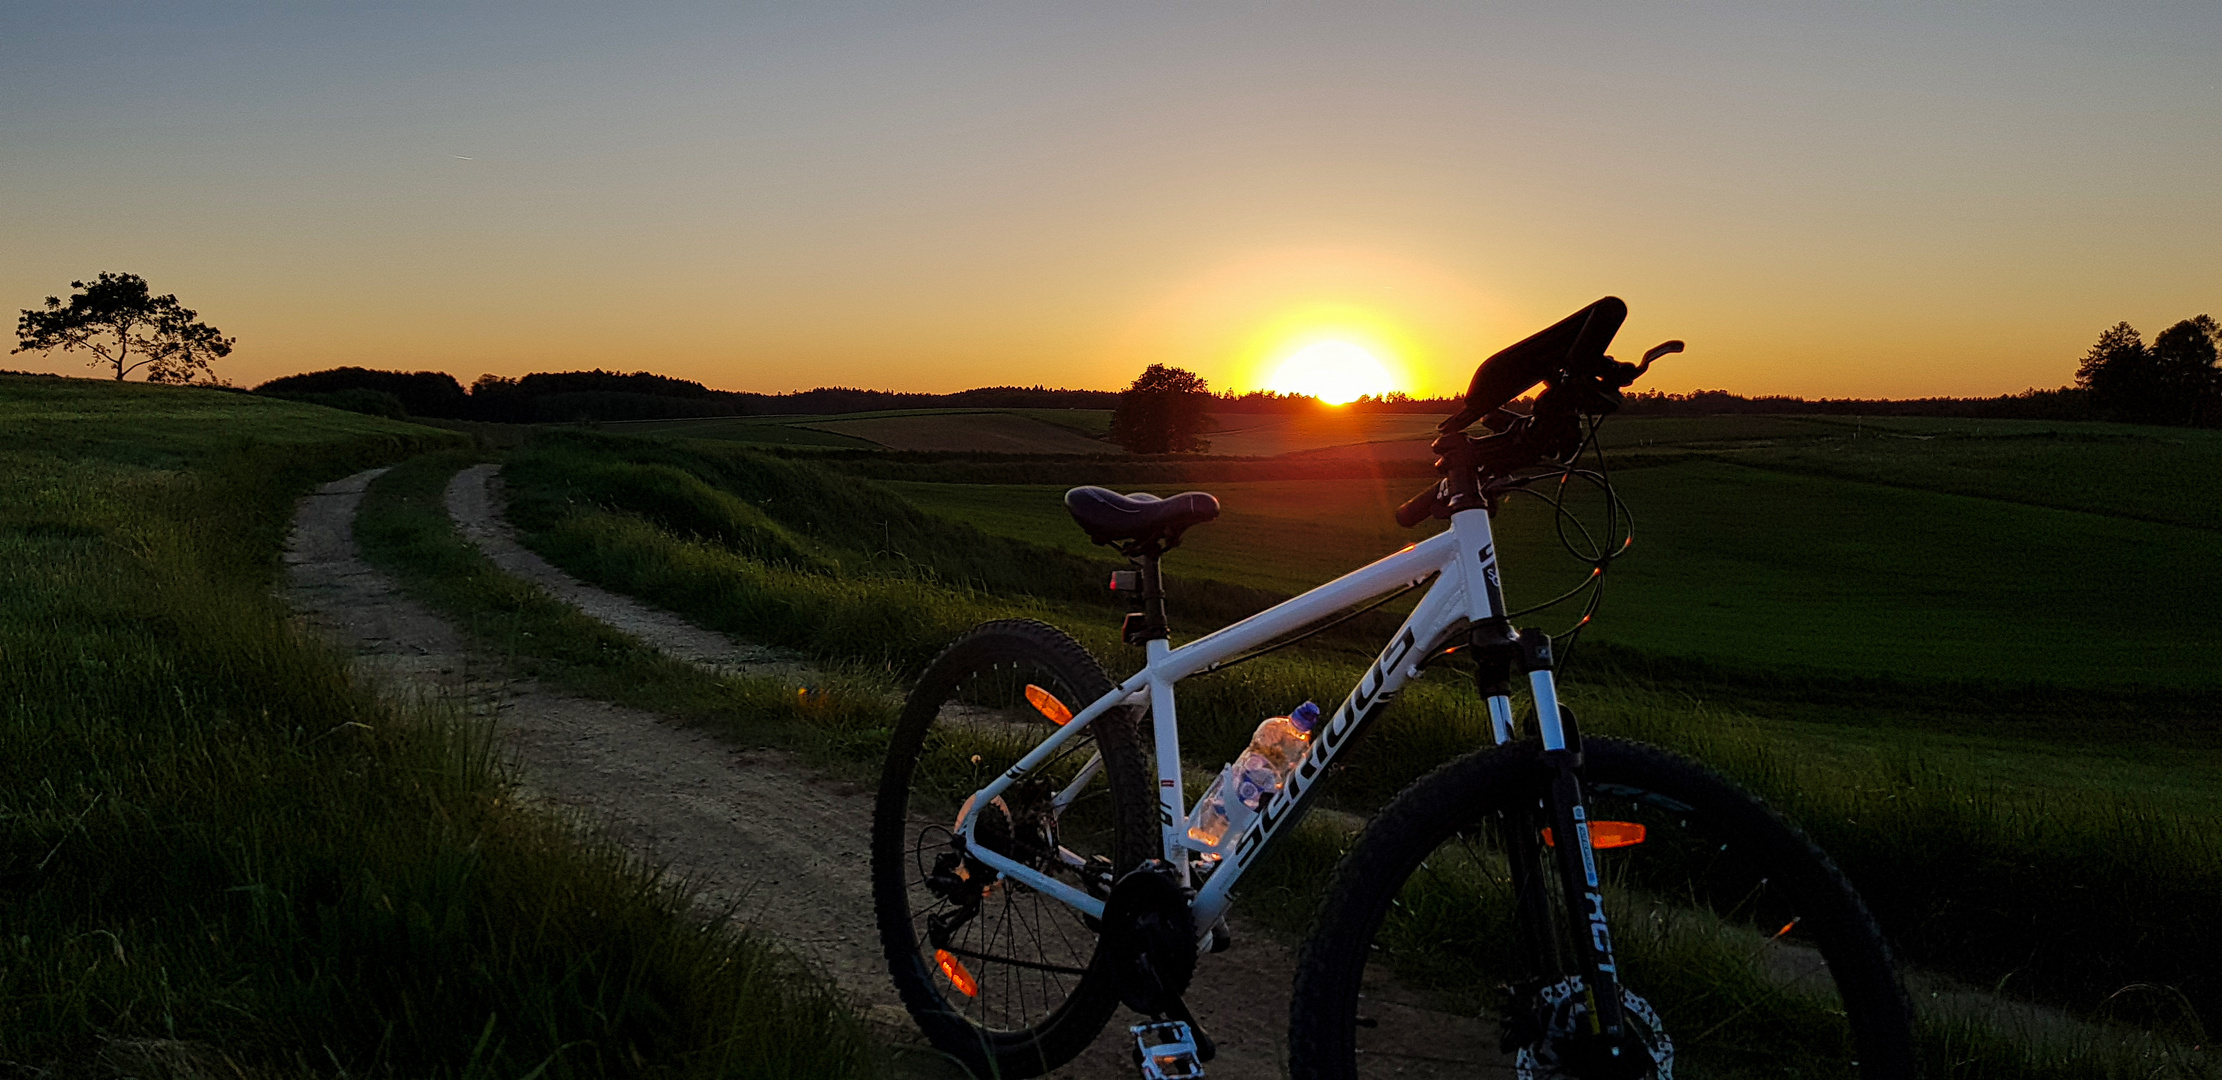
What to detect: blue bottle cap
<box><xmin>1290</xmin><ymin>701</ymin><xmax>1321</xmax><ymax>733</ymax></box>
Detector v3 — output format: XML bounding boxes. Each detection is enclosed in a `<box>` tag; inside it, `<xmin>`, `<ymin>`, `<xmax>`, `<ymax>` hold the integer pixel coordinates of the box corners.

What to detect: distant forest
<box><xmin>253</xmin><ymin>357</ymin><xmax>2152</xmax><ymax>428</ymax></box>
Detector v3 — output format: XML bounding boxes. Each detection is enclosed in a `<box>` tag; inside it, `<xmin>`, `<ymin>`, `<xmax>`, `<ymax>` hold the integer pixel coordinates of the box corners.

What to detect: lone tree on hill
<box><xmin>1110</xmin><ymin>363</ymin><xmax>1214</xmax><ymax>453</ymax></box>
<box><xmin>13</xmin><ymin>272</ymin><xmax>234</xmax><ymax>383</ymax></box>
<box><xmin>2076</xmin><ymin>316</ymin><xmax>2221</xmax><ymax>426</ymax></box>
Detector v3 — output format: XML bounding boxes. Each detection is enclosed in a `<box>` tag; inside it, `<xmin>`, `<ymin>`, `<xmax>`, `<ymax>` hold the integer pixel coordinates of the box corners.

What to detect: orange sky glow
<box><xmin>5</xmin><ymin>5</ymin><xmax>2216</xmax><ymax>401</ymax></box>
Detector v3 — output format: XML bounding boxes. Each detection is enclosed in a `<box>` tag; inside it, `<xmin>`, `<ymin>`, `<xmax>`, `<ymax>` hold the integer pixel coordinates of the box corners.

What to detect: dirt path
<box><xmin>287</xmin><ymin>465</ymin><xmax>1329</xmax><ymax>1079</ymax></box>
<box><xmin>444</xmin><ymin>464</ymin><xmax>813</xmax><ymax>682</ymax></box>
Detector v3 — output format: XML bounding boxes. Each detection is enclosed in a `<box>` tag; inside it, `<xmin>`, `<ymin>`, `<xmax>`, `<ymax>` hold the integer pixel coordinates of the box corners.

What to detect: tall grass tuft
<box><xmin>0</xmin><ymin>383</ymin><xmax>874</xmax><ymax>1078</ymax></box>
<box><xmin>355</xmin><ymin>450</ymin><xmax>899</xmax><ymax>763</ymax></box>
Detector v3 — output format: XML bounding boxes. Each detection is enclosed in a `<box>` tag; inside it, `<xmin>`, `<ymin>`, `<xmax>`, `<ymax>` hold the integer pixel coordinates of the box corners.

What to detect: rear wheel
<box><xmin>1291</xmin><ymin>737</ymin><xmax>1916</xmax><ymax>1079</ymax></box>
<box><xmin>873</xmin><ymin>620</ymin><xmax>1156</xmax><ymax>1078</ymax></box>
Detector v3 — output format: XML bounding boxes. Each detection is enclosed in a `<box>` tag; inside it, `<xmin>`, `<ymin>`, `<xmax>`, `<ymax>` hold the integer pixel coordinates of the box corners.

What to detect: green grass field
<box><xmin>0</xmin><ymin>377</ymin><xmax>874</xmax><ymax>1079</ymax></box>
<box><xmin>1008</xmin><ymin>407</ymin><xmax>1113</xmax><ymax>436</ymax></box>
<box><xmin>893</xmin><ymin>416</ymin><xmax>2222</xmax><ymax>691</ymax></box>
<box><xmin>607</xmin><ymin>407</ymin><xmax>1116</xmax><ymax>453</ymax></box>
<box><xmin>804</xmin><ymin>412</ymin><xmax>1111</xmax><ymax>453</ymax></box>
<box><xmin>1203</xmin><ymin>409</ymin><xmax>1446</xmax><ymax>456</ymax></box>
<box><xmin>603</xmin><ymin>414</ymin><xmax>883</xmax><ymax>447</ymax></box>
<box><xmin>487</xmin><ymin>425</ymin><xmax>2222</xmax><ymax>1070</ymax></box>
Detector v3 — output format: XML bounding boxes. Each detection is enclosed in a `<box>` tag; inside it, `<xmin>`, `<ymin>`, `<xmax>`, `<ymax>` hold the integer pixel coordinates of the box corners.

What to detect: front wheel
<box><xmin>1290</xmin><ymin>737</ymin><xmax>1917</xmax><ymax>1079</ymax></box>
<box><xmin>872</xmin><ymin>619</ymin><xmax>1157</xmax><ymax>1078</ymax></box>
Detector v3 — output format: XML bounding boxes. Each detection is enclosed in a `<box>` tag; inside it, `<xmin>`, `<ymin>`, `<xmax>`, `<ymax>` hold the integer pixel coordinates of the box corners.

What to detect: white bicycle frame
<box><xmin>951</xmin><ymin>503</ymin><xmax>1574</xmax><ymax>939</ymax></box>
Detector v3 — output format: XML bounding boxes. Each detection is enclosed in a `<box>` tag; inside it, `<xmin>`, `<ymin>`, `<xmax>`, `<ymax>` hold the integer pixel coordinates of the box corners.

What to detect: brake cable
<box><xmin>1201</xmin><ymin>417</ymin><xmax>1633</xmax><ymax>679</ymax></box>
<box><xmin>1498</xmin><ymin>414</ymin><xmax>1633</xmax><ymax>672</ymax></box>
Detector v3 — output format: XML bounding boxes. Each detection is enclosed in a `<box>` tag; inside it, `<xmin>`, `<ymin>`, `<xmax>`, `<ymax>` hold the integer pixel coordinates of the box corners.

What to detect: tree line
<box><xmin>2073</xmin><ymin>315</ymin><xmax>2221</xmax><ymax>426</ymax></box>
<box><xmin>249</xmin><ymin>366</ymin><xmax>1130</xmax><ymax>423</ymax></box>
<box><xmin>17</xmin><ymin>271</ymin><xmax>2217</xmax><ymax>432</ymax></box>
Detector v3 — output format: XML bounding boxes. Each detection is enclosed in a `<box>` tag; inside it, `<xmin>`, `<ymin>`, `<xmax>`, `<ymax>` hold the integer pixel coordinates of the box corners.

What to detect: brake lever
<box><xmin>1631</xmin><ymin>339</ymin><xmax>1683</xmax><ymax>380</ymax></box>
<box><xmin>1593</xmin><ymin>339</ymin><xmax>1683</xmax><ymax>391</ymax></box>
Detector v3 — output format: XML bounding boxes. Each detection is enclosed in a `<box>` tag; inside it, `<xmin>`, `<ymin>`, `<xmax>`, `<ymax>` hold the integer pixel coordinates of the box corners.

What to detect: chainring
<box><xmin>1100</xmin><ymin>860</ymin><xmax>1197</xmax><ymax>1016</ymax></box>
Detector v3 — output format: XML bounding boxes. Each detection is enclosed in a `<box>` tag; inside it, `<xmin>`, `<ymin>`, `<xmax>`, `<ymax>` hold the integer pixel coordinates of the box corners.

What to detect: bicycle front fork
<box><xmin>1478</xmin><ymin>624</ymin><xmax>1643</xmax><ymax>1071</ymax></box>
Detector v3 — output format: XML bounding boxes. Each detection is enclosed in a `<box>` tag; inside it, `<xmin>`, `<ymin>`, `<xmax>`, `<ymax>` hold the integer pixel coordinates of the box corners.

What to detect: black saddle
<box><xmin>1064</xmin><ymin>486</ymin><xmax>1219</xmax><ymax>553</ymax></box>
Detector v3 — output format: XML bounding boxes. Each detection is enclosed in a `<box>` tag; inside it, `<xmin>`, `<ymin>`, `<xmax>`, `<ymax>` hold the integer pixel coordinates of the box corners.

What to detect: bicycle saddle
<box><xmin>1064</xmin><ymin>486</ymin><xmax>1220</xmax><ymax>551</ymax></box>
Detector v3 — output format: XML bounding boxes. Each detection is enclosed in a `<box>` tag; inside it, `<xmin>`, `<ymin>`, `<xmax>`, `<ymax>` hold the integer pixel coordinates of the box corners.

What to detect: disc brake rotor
<box><xmin>1511</xmin><ymin>977</ymin><xmax>1674</xmax><ymax>1080</ymax></box>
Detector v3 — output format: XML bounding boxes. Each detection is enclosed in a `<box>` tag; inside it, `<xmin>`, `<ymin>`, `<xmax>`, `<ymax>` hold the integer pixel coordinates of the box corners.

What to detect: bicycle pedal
<box><xmin>1131</xmin><ymin>1020</ymin><xmax>1206</xmax><ymax>1079</ymax></box>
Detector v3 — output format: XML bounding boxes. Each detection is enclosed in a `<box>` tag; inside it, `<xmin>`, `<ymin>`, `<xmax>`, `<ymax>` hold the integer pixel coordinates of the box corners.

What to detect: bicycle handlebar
<box><xmin>1436</xmin><ymin>297</ymin><xmax>1628</xmax><ymax>435</ymax></box>
<box><xmin>1395</xmin><ymin>299</ymin><xmax>1682</xmax><ymax>527</ymax></box>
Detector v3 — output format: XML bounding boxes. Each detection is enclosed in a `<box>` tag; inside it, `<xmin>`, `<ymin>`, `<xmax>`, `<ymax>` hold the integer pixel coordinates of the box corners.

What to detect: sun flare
<box><xmin>1265</xmin><ymin>340</ymin><xmax>1398</xmax><ymax>405</ymax></box>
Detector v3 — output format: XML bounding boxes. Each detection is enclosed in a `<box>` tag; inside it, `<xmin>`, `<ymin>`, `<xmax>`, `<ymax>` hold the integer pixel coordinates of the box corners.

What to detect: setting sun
<box><xmin>1266</xmin><ymin>340</ymin><xmax>1399</xmax><ymax>405</ymax></box>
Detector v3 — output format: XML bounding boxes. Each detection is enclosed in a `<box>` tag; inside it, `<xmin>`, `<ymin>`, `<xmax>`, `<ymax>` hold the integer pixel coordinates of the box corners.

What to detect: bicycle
<box><xmin>873</xmin><ymin>297</ymin><xmax>1918</xmax><ymax>1079</ymax></box>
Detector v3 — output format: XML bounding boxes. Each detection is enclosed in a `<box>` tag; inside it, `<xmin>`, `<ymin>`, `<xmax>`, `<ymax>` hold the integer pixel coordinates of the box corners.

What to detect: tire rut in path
<box><xmin>444</xmin><ymin>463</ymin><xmax>812</xmax><ymax>683</ymax></box>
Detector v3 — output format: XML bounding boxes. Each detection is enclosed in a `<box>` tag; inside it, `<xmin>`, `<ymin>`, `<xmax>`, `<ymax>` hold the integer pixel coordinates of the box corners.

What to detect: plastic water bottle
<box><xmin>1186</xmin><ymin>702</ymin><xmax>1321</xmax><ymax>849</ymax></box>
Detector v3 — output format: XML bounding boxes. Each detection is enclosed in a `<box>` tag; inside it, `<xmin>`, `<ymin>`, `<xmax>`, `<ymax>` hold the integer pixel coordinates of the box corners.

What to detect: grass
<box><xmin>486</xmin><ymin>423</ymin><xmax>2222</xmax><ymax>1074</ymax></box>
<box><xmin>0</xmin><ymin>376</ymin><xmax>875</xmax><ymax>1079</ymax></box>
<box><xmin>353</xmin><ymin>450</ymin><xmax>900</xmax><ymax>766</ymax></box>
<box><xmin>1724</xmin><ymin>418</ymin><xmax>2222</xmax><ymax>534</ymax></box>
<box><xmin>602</xmin><ymin>415</ymin><xmax>883</xmax><ymax>449</ymax></box>
<box><xmin>882</xmin><ymin>477</ymin><xmax>1445</xmax><ymax>600</ymax></box>
<box><xmin>1006</xmin><ymin>408</ymin><xmax>1113</xmax><ymax>437</ymax></box>
<box><xmin>802</xmin><ymin>413</ymin><xmax>1113</xmax><ymax>454</ymax></box>
<box><xmin>890</xmin><ymin>454</ymin><xmax>2222</xmax><ymax>691</ymax></box>
<box><xmin>1597</xmin><ymin>413</ymin><xmax>2222</xmax><ymax>533</ymax></box>
<box><xmin>604</xmin><ymin>408</ymin><xmax>1111</xmax><ymax>451</ymax></box>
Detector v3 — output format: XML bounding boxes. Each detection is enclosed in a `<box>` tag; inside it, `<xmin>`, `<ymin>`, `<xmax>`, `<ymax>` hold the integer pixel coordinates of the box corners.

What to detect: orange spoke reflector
<box><xmin>935</xmin><ymin>949</ymin><xmax>980</xmax><ymax>997</ymax></box>
<box><xmin>1772</xmin><ymin>917</ymin><xmax>1801</xmax><ymax>941</ymax></box>
<box><xmin>1025</xmin><ymin>684</ymin><xmax>1072</xmax><ymax>725</ymax></box>
<box><xmin>1541</xmin><ymin>822</ymin><xmax>1647</xmax><ymax>849</ymax></box>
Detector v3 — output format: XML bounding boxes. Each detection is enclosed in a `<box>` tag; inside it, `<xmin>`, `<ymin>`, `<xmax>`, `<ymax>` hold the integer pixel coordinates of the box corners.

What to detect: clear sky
<box><xmin>5</xmin><ymin>2</ymin><xmax>2217</xmax><ymax>399</ymax></box>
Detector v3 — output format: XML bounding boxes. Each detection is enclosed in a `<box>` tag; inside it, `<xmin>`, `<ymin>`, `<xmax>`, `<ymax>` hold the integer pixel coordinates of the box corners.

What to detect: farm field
<box><xmin>609</xmin><ymin>405</ymin><xmax>1466</xmax><ymax>457</ymax></box>
<box><xmin>892</xmin><ymin>413</ymin><xmax>2222</xmax><ymax>691</ymax></box>
<box><xmin>1009</xmin><ymin>406</ymin><xmax>1112</xmax><ymax>435</ymax></box>
<box><xmin>802</xmin><ymin>410</ymin><xmax>1112</xmax><ymax>452</ymax></box>
<box><xmin>601</xmin><ymin>413</ymin><xmax>881</xmax><ymax>447</ymax></box>
<box><xmin>1718</xmin><ymin>417</ymin><xmax>2222</xmax><ymax>532</ymax></box>
<box><xmin>1594</xmin><ymin>414</ymin><xmax>2222</xmax><ymax>530</ymax></box>
<box><xmin>1203</xmin><ymin>409</ymin><xmax>1446</xmax><ymax>455</ymax></box>
<box><xmin>609</xmin><ymin>407</ymin><xmax>1114</xmax><ymax>453</ymax></box>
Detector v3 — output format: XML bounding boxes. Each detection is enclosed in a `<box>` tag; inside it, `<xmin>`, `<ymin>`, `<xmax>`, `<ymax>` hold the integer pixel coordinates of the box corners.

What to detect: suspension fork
<box><xmin>1484</xmin><ymin>662</ymin><xmax>1560</xmax><ymax>979</ymax></box>
<box><xmin>1478</xmin><ymin>624</ymin><xmax>1633</xmax><ymax>1048</ymax></box>
<box><xmin>1496</xmin><ymin>800</ymin><xmax>1565</xmax><ymax>979</ymax></box>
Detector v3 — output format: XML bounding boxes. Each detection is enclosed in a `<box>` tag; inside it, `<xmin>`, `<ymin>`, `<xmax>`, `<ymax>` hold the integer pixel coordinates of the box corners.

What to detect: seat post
<box><xmin>1122</xmin><ymin>550</ymin><xmax>1171</xmax><ymax>646</ymax></box>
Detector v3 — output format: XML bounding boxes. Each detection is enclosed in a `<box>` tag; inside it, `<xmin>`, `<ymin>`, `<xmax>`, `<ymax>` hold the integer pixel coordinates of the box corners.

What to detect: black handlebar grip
<box><xmin>1395</xmin><ymin>484</ymin><xmax>1444</xmax><ymax>528</ymax></box>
